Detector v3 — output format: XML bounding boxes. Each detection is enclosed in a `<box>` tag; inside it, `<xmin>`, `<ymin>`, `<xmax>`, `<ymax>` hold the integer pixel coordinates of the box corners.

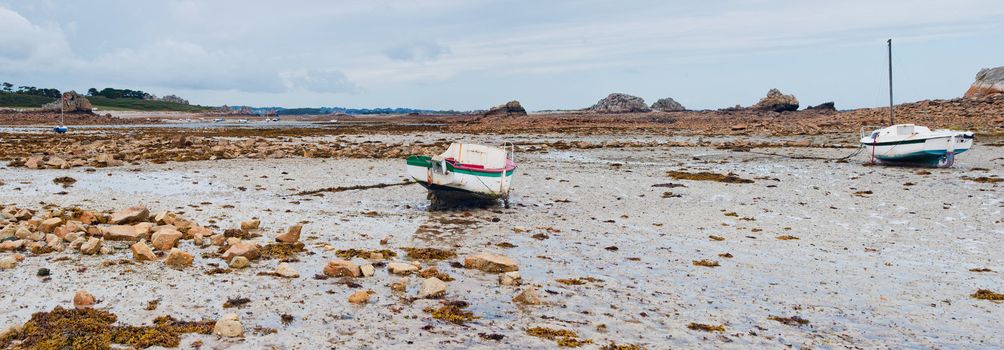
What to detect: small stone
<box><xmin>17</xmin><ymin>226</ymin><xmax>43</xmax><ymax>241</ymax></box>
<box><xmin>274</xmin><ymin>263</ymin><xmax>299</xmax><ymax>278</ymax></box>
<box><xmin>387</xmin><ymin>261</ymin><xmax>419</xmax><ymax>275</ymax></box>
<box><xmin>37</xmin><ymin>268</ymin><xmax>50</xmax><ymax>276</ymax></box>
<box><xmin>73</xmin><ymin>290</ymin><xmax>96</xmax><ymax>309</ymax></box>
<box><xmin>153</xmin><ymin>211</ymin><xmax>176</xmax><ymax>225</ymax></box>
<box><xmin>499</xmin><ymin>271</ymin><xmax>522</xmax><ymax>286</ymax></box>
<box><xmin>131</xmin><ymin>240</ymin><xmax>158</xmax><ymax>261</ymax></box>
<box><xmin>368</xmin><ymin>252</ymin><xmax>384</xmax><ymax>260</ymax></box>
<box><xmin>240</xmin><ymin>219</ymin><xmax>260</xmax><ymax>231</ymax></box>
<box><xmin>360</xmin><ymin>264</ymin><xmax>375</xmax><ymax>277</ymax></box>
<box><xmin>464</xmin><ymin>253</ymin><xmax>519</xmax><ymax>273</ymax></box>
<box><xmin>222</xmin><ymin>241</ymin><xmax>260</xmax><ymax>260</ymax></box>
<box><xmin>80</xmin><ymin>237</ymin><xmax>102</xmax><ymax>255</ymax></box>
<box><xmin>323</xmin><ymin>259</ymin><xmax>361</xmax><ymax>277</ymax></box>
<box><xmin>102</xmin><ymin>225</ymin><xmax>143</xmax><ymax>241</ymax></box>
<box><xmin>164</xmin><ymin>248</ymin><xmax>194</xmax><ymax>268</ymax></box>
<box><xmin>0</xmin><ymin>256</ymin><xmax>17</xmax><ymax>270</ymax></box>
<box><xmin>513</xmin><ymin>287</ymin><xmax>542</xmax><ymax>305</ymax></box>
<box><xmin>110</xmin><ymin>205</ymin><xmax>149</xmax><ymax>224</ymax></box>
<box><xmin>68</xmin><ymin>237</ymin><xmax>86</xmax><ymax>250</ymax></box>
<box><xmin>275</xmin><ymin>224</ymin><xmax>302</xmax><ymax>243</ymax></box>
<box><xmin>390</xmin><ymin>278</ymin><xmax>408</xmax><ymax>292</ymax></box>
<box><xmin>418</xmin><ymin>277</ymin><xmax>447</xmax><ymax>299</ymax></box>
<box><xmin>213</xmin><ymin>314</ymin><xmax>243</xmax><ymax>337</ymax></box>
<box><xmin>229</xmin><ymin>256</ymin><xmax>250</xmax><ymax>269</ymax></box>
<box><xmin>151</xmin><ymin>228</ymin><xmax>183</xmax><ymax>250</ymax></box>
<box><xmin>348</xmin><ymin>290</ymin><xmax>371</xmax><ymax>304</ymax></box>
<box><xmin>38</xmin><ymin>217</ymin><xmax>63</xmax><ymax>233</ymax></box>
<box><xmin>210</xmin><ymin>234</ymin><xmax>226</xmax><ymax>246</ymax></box>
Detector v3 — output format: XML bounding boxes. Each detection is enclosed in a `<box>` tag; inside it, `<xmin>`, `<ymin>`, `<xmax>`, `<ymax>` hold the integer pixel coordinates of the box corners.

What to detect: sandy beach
<box><xmin>2</xmin><ymin>129</ymin><xmax>1001</xmax><ymax>349</ymax></box>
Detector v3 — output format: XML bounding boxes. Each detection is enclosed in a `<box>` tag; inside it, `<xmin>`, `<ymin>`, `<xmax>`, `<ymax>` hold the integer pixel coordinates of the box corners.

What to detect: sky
<box><xmin>1</xmin><ymin>0</ymin><xmax>1003</xmax><ymax>111</ymax></box>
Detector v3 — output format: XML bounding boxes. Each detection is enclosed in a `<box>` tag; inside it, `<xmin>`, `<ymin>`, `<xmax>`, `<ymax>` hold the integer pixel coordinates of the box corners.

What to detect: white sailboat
<box><xmin>406</xmin><ymin>142</ymin><xmax>517</xmax><ymax>207</ymax></box>
<box><xmin>859</xmin><ymin>39</ymin><xmax>974</xmax><ymax>167</ymax></box>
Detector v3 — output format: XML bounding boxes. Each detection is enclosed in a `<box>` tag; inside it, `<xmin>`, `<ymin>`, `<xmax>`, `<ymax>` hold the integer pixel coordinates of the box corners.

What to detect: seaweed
<box><xmin>708</xmin><ymin>235</ymin><xmax>725</xmax><ymax>241</ymax></box>
<box><xmin>768</xmin><ymin>315</ymin><xmax>810</xmax><ymax>326</ymax></box>
<box><xmin>402</xmin><ymin>247</ymin><xmax>457</xmax><ymax>260</ymax></box>
<box><xmin>526</xmin><ymin>327</ymin><xmax>591</xmax><ymax>348</ymax></box>
<box><xmin>666</xmin><ymin>170</ymin><xmax>753</xmax><ymax>184</ymax></box>
<box><xmin>223</xmin><ymin>297</ymin><xmax>251</xmax><ymax>308</ymax></box>
<box><xmin>334</xmin><ymin>248</ymin><xmax>396</xmax><ymax>259</ymax></box>
<box><xmin>717</xmin><ymin>252</ymin><xmax>733</xmax><ymax>258</ymax></box>
<box><xmin>495</xmin><ymin>242</ymin><xmax>517</xmax><ymax>248</ymax></box>
<box><xmin>972</xmin><ymin>289</ymin><xmax>1004</xmax><ymax>301</ymax></box>
<box><xmin>0</xmin><ymin>307</ymin><xmax>212</xmax><ymax>349</ymax></box>
<box><xmin>260</xmin><ymin>242</ymin><xmax>306</xmax><ymax>260</ymax></box>
<box><xmin>692</xmin><ymin>259</ymin><xmax>720</xmax><ymax>267</ymax></box>
<box><xmin>969</xmin><ymin>268</ymin><xmax>993</xmax><ymax>272</ymax></box>
<box><xmin>962</xmin><ymin>176</ymin><xmax>1004</xmax><ymax>184</ymax></box>
<box><xmin>687</xmin><ymin>322</ymin><xmax>725</xmax><ymax>332</ymax></box>
<box><xmin>600</xmin><ymin>342</ymin><xmax>646</xmax><ymax>350</ymax></box>
<box><xmin>418</xmin><ymin>267</ymin><xmax>454</xmax><ymax>281</ymax></box>
<box><xmin>776</xmin><ymin>235</ymin><xmax>800</xmax><ymax>240</ymax></box>
<box><xmin>556</xmin><ymin>277</ymin><xmax>602</xmax><ymax>285</ymax></box>
<box><xmin>423</xmin><ymin>303</ymin><xmax>478</xmax><ymax>325</ymax></box>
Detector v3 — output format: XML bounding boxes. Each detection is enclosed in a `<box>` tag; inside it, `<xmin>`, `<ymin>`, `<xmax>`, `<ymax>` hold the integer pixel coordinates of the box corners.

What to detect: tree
<box><xmin>87</xmin><ymin>88</ymin><xmax>98</xmax><ymax>96</ymax></box>
<box><xmin>1</xmin><ymin>82</ymin><xmax>12</xmax><ymax>93</ymax></box>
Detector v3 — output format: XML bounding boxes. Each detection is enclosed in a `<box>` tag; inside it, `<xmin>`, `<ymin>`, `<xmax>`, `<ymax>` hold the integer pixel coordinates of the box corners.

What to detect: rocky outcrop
<box><xmin>752</xmin><ymin>89</ymin><xmax>799</xmax><ymax>112</ymax></box>
<box><xmin>964</xmin><ymin>66</ymin><xmax>1004</xmax><ymax>99</ymax></box>
<box><xmin>482</xmin><ymin>100</ymin><xmax>527</xmax><ymax>118</ymax></box>
<box><xmin>590</xmin><ymin>93</ymin><xmax>651</xmax><ymax>113</ymax></box>
<box><xmin>805</xmin><ymin>102</ymin><xmax>836</xmax><ymax>112</ymax></box>
<box><xmin>43</xmin><ymin>91</ymin><xmax>93</xmax><ymax>113</ymax></box>
<box><xmin>651</xmin><ymin>97</ymin><xmax>686</xmax><ymax>112</ymax></box>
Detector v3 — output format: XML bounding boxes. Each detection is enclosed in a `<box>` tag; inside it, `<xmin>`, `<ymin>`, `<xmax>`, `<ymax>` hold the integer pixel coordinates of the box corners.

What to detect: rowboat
<box><xmin>406</xmin><ymin>142</ymin><xmax>516</xmax><ymax>207</ymax></box>
<box><xmin>860</xmin><ymin>124</ymin><xmax>974</xmax><ymax>167</ymax></box>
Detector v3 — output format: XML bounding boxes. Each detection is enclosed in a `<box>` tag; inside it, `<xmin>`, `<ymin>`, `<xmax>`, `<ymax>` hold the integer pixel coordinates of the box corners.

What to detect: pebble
<box><xmin>131</xmin><ymin>240</ymin><xmax>158</xmax><ymax>261</ymax></box>
<box><xmin>513</xmin><ymin>287</ymin><xmax>542</xmax><ymax>305</ymax></box>
<box><xmin>387</xmin><ymin>261</ymin><xmax>419</xmax><ymax>275</ymax></box>
<box><xmin>164</xmin><ymin>248</ymin><xmax>194</xmax><ymax>268</ymax></box>
<box><xmin>73</xmin><ymin>290</ymin><xmax>96</xmax><ymax>309</ymax></box>
<box><xmin>323</xmin><ymin>259</ymin><xmax>361</xmax><ymax>277</ymax></box>
<box><xmin>274</xmin><ymin>262</ymin><xmax>300</xmax><ymax>278</ymax></box>
<box><xmin>499</xmin><ymin>271</ymin><xmax>522</xmax><ymax>286</ymax></box>
<box><xmin>0</xmin><ymin>256</ymin><xmax>17</xmax><ymax>270</ymax></box>
<box><xmin>417</xmin><ymin>277</ymin><xmax>447</xmax><ymax>299</ymax></box>
<box><xmin>348</xmin><ymin>290</ymin><xmax>371</xmax><ymax>304</ymax></box>
<box><xmin>275</xmin><ymin>224</ymin><xmax>302</xmax><ymax>243</ymax></box>
<box><xmin>464</xmin><ymin>253</ymin><xmax>519</xmax><ymax>273</ymax></box>
<box><xmin>229</xmin><ymin>256</ymin><xmax>250</xmax><ymax>269</ymax></box>
<box><xmin>213</xmin><ymin>314</ymin><xmax>244</xmax><ymax>337</ymax></box>
<box><xmin>360</xmin><ymin>264</ymin><xmax>375</xmax><ymax>277</ymax></box>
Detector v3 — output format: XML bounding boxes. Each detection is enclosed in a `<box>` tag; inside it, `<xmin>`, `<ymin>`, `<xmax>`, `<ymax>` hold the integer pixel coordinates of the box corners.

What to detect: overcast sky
<box><xmin>2</xmin><ymin>0</ymin><xmax>1002</xmax><ymax>110</ymax></box>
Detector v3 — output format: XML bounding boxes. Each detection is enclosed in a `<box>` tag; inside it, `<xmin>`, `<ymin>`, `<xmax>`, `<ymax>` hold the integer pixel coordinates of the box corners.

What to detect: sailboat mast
<box><xmin>887</xmin><ymin>39</ymin><xmax>894</xmax><ymax>126</ymax></box>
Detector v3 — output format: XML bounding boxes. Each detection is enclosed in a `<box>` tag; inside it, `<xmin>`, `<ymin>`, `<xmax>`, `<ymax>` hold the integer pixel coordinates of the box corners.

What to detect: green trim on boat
<box><xmin>406</xmin><ymin>155</ymin><xmax>515</xmax><ymax>177</ymax></box>
<box><xmin>861</xmin><ymin>138</ymin><xmax>930</xmax><ymax>146</ymax></box>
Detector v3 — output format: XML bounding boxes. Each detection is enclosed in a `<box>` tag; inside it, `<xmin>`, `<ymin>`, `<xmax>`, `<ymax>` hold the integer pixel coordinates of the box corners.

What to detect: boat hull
<box><xmin>406</xmin><ymin>157</ymin><xmax>516</xmax><ymax>199</ymax></box>
<box><xmin>862</xmin><ymin>135</ymin><xmax>972</xmax><ymax>167</ymax></box>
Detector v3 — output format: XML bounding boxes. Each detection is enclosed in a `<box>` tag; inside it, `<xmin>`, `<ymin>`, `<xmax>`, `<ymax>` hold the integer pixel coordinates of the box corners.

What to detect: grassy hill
<box><xmin>0</xmin><ymin>93</ymin><xmax>55</xmax><ymax>108</ymax></box>
<box><xmin>0</xmin><ymin>93</ymin><xmax>213</xmax><ymax>112</ymax></box>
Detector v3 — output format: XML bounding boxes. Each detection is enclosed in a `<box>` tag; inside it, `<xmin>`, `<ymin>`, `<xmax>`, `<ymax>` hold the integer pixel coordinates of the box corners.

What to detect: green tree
<box><xmin>1</xmin><ymin>82</ymin><xmax>12</xmax><ymax>93</ymax></box>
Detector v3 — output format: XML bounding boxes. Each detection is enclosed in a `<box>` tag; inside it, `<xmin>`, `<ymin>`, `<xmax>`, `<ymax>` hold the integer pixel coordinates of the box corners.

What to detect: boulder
<box><xmin>222</xmin><ymin>241</ymin><xmax>260</xmax><ymax>260</ymax></box>
<box><xmin>45</xmin><ymin>157</ymin><xmax>68</xmax><ymax>169</ymax></box>
<box><xmin>153</xmin><ymin>211</ymin><xmax>177</xmax><ymax>225</ymax></box>
<box><xmin>323</xmin><ymin>259</ymin><xmax>361</xmax><ymax>277</ymax></box>
<box><xmin>150</xmin><ymin>228</ymin><xmax>183</xmax><ymax>250</ymax></box>
<box><xmin>110</xmin><ymin>205</ymin><xmax>149</xmax><ymax>225</ymax></box>
<box><xmin>513</xmin><ymin>287</ymin><xmax>542</xmax><ymax>305</ymax></box>
<box><xmin>417</xmin><ymin>277</ymin><xmax>447</xmax><ymax>299</ymax></box>
<box><xmin>16</xmin><ymin>226</ymin><xmax>42</xmax><ymax>241</ymax></box>
<box><xmin>130</xmin><ymin>240</ymin><xmax>157</xmax><ymax>261</ymax></box>
<box><xmin>25</xmin><ymin>156</ymin><xmax>43</xmax><ymax>169</ymax></box>
<box><xmin>348</xmin><ymin>290</ymin><xmax>371</xmax><ymax>304</ymax></box>
<box><xmin>80</xmin><ymin>237</ymin><xmax>102</xmax><ymax>255</ymax></box>
<box><xmin>753</xmin><ymin>88</ymin><xmax>799</xmax><ymax>112</ymax></box>
<box><xmin>73</xmin><ymin>290</ymin><xmax>96</xmax><ymax>309</ymax></box>
<box><xmin>651</xmin><ymin>97</ymin><xmax>686</xmax><ymax>112</ymax></box>
<box><xmin>213</xmin><ymin>314</ymin><xmax>243</xmax><ymax>337</ymax></box>
<box><xmin>102</xmin><ymin>225</ymin><xmax>144</xmax><ymax>241</ymax></box>
<box><xmin>464</xmin><ymin>253</ymin><xmax>519</xmax><ymax>273</ymax></box>
<box><xmin>43</xmin><ymin>91</ymin><xmax>93</xmax><ymax>113</ymax></box>
<box><xmin>38</xmin><ymin>218</ymin><xmax>63</xmax><ymax>233</ymax></box>
<box><xmin>164</xmin><ymin>248</ymin><xmax>194</xmax><ymax>268</ymax></box>
<box><xmin>275</xmin><ymin>224</ymin><xmax>301</xmax><ymax>243</ymax></box>
<box><xmin>590</xmin><ymin>93</ymin><xmax>651</xmax><ymax>113</ymax></box>
<box><xmin>387</xmin><ymin>261</ymin><xmax>419</xmax><ymax>275</ymax></box>
<box><xmin>805</xmin><ymin>101</ymin><xmax>836</xmax><ymax>112</ymax></box>
<box><xmin>964</xmin><ymin>66</ymin><xmax>1004</xmax><ymax>99</ymax></box>
<box><xmin>482</xmin><ymin>100</ymin><xmax>527</xmax><ymax>118</ymax></box>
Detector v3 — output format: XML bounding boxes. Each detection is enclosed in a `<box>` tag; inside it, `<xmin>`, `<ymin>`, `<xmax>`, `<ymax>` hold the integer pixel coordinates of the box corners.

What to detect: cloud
<box><xmin>382</xmin><ymin>41</ymin><xmax>451</xmax><ymax>62</ymax></box>
<box><xmin>0</xmin><ymin>6</ymin><xmax>71</xmax><ymax>63</ymax></box>
<box><xmin>279</xmin><ymin>69</ymin><xmax>360</xmax><ymax>94</ymax></box>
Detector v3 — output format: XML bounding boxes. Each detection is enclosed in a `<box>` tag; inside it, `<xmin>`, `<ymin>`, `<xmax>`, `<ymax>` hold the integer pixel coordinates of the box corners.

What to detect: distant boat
<box><xmin>860</xmin><ymin>39</ymin><xmax>974</xmax><ymax>167</ymax></box>
<box><xmin>406</xmin><ymin>142</ymin><xmax>517</xmax><ymax>207</ymax></box>
<box><xmin>52</xmin><ymin>126</ymin><xmax>68</xmax><ymax>134</ymax></box>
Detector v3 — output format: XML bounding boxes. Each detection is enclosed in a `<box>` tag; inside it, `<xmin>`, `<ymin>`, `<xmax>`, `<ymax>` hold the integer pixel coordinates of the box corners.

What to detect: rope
<box><xmin>743</xmin><ymin>144</ymin><xmax>865</xmax><ymax>162</ymax></box>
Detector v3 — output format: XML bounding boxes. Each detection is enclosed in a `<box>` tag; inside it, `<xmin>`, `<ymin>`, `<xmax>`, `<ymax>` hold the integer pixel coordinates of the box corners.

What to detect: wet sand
<box><xmin>1</xmin><ymin>132</ymin><xmax>1003</xmax><ymax>349</ymax></box>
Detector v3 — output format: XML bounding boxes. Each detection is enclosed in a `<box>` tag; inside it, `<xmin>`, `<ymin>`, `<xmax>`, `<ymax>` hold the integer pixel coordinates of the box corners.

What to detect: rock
<box><xmin>45</xmin><ymin>157</ymin><xmax>68</xmax><ymax>169</ymax></box>
<box><xmin>0</xmin><ymin>256</ymin><xmax>17</xmax><ymax>270</ymax></box>
<box><xmin>323</xmin><ymin>259</ymin><xmax>361</xmax><ymax>277</ymax></box>
<box><xmin>16</xmin><ymin>226</ymin><xmax>42</xmax><ymax>241</ymax></box>
<box><xmin>753</xmin><ymin>88</ymin><xmax>799</xmax><ymax>112</ymax></box>
<box><xmin>102</xmin><ymin>225</ymin><xmax>144</xmax><ymax>241</ymax></box>
<box><xmin>464</xmin><ymin>253</ymin><xmax>519</xmax><ymax>273</ymax></box>
<box><xmin>390</xmin><ymin>278</ymin><xmax>408</xmax><ymax>292</ymax></box>
<box><xmin>210</xmin><ymin>234</ymin><xmax>226</xmax><ymax>246</ymax></box>
<box><xmin>213</xmin><ymin>314</ymin><xmax>243</xmax><ymax>337</ymax></box>
<box><xmin>417</xmin><ymin>277</ymin><xmax>447</xmax><ymax>299</ymax></box>
<box><xmin>222</xmin><ymin>241</ymin><xmax>260</xmax><ymax>260</ymax></box>
<box><xmin>110</xmin><ymin>205</ymin><xmax>149</xmax><ymax>225</ymax></box>
<box><xmin>275</xmin><ymin>224</ymin><xmax>301</xmax><ymax>243</ymax></box>
<box><xmin>590</xmin><ymin>93</ymin><xmax>651</xmax><ymax>113</ymax></box>
<box><xmin>348</xmin><ymin>290</ymin><xmax>371</xmax><ymax>304</ymax></box>
<box><xmin>25</xmin><ymin>156</ymin><xmax>43</xmax><ymax>169</ymax></box>
<box><xmin>229</xmin><ymin>256</ymin><xmax>250</xmax><ymax>269</ymax></box>
<box><xmin>387</xmin><ymin>261</ymin><xmax>419</xmax><ymax>275</ymax></box>
<box><xmin>499</xmin><ymin>271</ymin><xmax>522</xmax><ymax>286</ymax></box>
<box><xmin>513</xmin><ymin>286</ymin><xmax>542</xmax><ymax>305</ymax></box>
<box><xmin>651</xmin><ymin>97</ymin><xmax>686</xmax><ymax>112</ymax></box>
<box><xmin>80</xmin><ymin>237</ymin><xmax>102</xmax><ymax>255</ymax></box>
<box><xmin>482</xmin><ymin>100</ymin><xmax>528</xmax><ymax>118</ymax></box>
<box><xmin>360</xmin><ymin>264</ymin><xmax>375</xmax><ymax>277</ymax></box>
<box><xmin>130</xmin><ymin>240</ymin><xmax>157</xmax><ymax>261</ymax></box>
<box><xmin>150</xmin><ymin>228</ymin><xmax>183</xmax><ymax>250</ymax></box>
<box><xmin>73</xmin><ymin>290</ymin><xmax>96</xmax><ymax>309</ymax></box>
<box><xmin>964</xmin><ymin>66</ymin><xmax>1004</xmax><ymax>99</ymax></box>
<box><xmin>731</xmin><ymin>123</ymin><xmax>747</xmax><ymax>131</ymax></box>
<box><xmin>43</xmin><ymin>91</ymin><xmax>93</xmax><ymax>113</ymax></box>
<box><xmin>274</xmin><ymin>263</ymin><xmax>299</xmax><ymax>278</ymax></box>
<box><xmin>805</xmin><ymin>101</ymin><xmax>836</xmax><ymax>112</ymax></box>
<box><xmin>240</xmin><ymin>219</ymin><xmax>260</xmax><ymax>231</ymax></box>
<box><xmin>68</xmin><ymin>237</ymin><xmax>86</xmax><ymax>250</ymax></box>
<box><xmin>0</xmin><ymin>224</ymin><xmax>14</xmax><ymax>239</ymax></box>
<box><xmin>164</xmin><ymin>248</ymin><xmax>194</xmax><ymax>268</ymax></box>
<box><xmin>38</xmin><ymin>217</ymin><xmax>63</xmax><ymax>233</ymax></box>
<box><xmin>153</xmin><ymin>211</ymin><xmax>177</xmax><ymax>225</ymax></box>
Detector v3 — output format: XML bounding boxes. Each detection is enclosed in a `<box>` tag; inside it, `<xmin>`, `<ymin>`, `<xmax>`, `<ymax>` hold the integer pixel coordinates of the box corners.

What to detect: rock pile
<box><xmin>43</xmin><ymin>91</ymin><xmax>93</xmax><ymax>113</ymax></box>
<box><xmin>964</xmin><ymin>66</ymin><xmax>1004</xmax><ymax>99</ymax></box>
<box><xmin>590</xmin><ymin>93</ymin><xmax>651</xmax><ymax>113</ymax></box>
<box><xmin>752</xmin><ymin>88</ymin><xmax>799</xmax><ymax>112</ymax></box>
<box><xmin>651</xmin><ymin>97</ymin><xmax>686</xmax><ymax>112</ymax></box>
<box><xmin>481</xmin><ymin>100</ymin><xmax>527</xmax><ymax>118</ymax></box>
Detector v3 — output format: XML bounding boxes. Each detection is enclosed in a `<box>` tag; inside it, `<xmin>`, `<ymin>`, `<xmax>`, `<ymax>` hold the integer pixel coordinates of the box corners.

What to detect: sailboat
<box><xmin>406</xmin><ymin>142</ymin><xmax>517</xmax><ymax>208</ymax></box>
<box><xmin>52</xmin><ymin>93</ymin><xmax>68</xmax><ymax>134</ymax></box>
<box><xmin>859</xmin><ymin>39</ymin><xmax>974</xmax><ymax>167</ymax></box>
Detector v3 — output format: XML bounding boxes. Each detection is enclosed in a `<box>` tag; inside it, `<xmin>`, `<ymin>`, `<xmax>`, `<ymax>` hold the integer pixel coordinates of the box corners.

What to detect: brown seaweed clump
<box><xmin>971</xmin><ymin>289</ymin><xmax>1004</xmax><ymax>301</ymax></box>
<box><xmin>402</xmin><ymin>247</ymin><xmax>457</xmax><ymax>260</ymax></box>
<box><xmin>687</xmin><ymin>322</ymin><xmax>725</xmax><ymax>332</ymax></box>
<box><xmin>600</xmin><ymin>342</ymin><xmax>646</xmax><ymax>350</ymax></box>
<box><xmin>556</xmin><ymin>277</ymin><xmax>603</xmax><ymax>285</ymax></box>
<box><xmin>0</xmin><ymin>307</ymin><xmax>212</xmax><ymax>349</ymax></box>
<box><xmin>423</xmin><ymin>302</ymin><xmax>478</xmax><ymax>325</ymax></box>
<box><xmin>961</xmin><ymin>176</ymin><xmax>1004</xmax><ymax>184</ymax></box>
<box><xmin>259</xmin><ymin>242</ymin><xmax>306</xmax><ymax>260</ymax></box>
<box><xmin>666</xmin><ymin>170</ymin><xmax>753</xmax><ymax>184</ymax></box>
<box><xmin>708</xmin><ymin>235</ymin><xmax>725</xmax><ymax>241</ymax></box>
<box><xmin>526</xmin><ymin>327</ymin><xmax>592</xmax><ymax>348</ymax></box>
<box><xmin>969</xmin><ymin>268</ymin><xmax>993</xmax><ymax>272</ymax></box>
<box><xmin>768</xmin><ymin>315</ymin><xmax>810</xmax><ymax>326</ymax></box>
<box><xmin>692</xmin><ymin>259</ymin><xmax>720</xmax><ymax>267</ymax></box>
<box><xmin>335</xmin><ymin>248</ymin><xmax>397</xmax><ymax>259</ymax></box>
<box><xmin>776</xmin><ymin>235</ymin><xmax>800</xmax><ymax>240</ymax></box>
